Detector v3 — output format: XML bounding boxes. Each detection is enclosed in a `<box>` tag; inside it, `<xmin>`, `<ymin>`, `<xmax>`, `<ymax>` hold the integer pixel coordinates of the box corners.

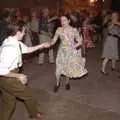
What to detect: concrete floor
<box><xmin>1</xmin><ymin>44</ymin><xmax>120</xmax><ymax>120</ymax></box>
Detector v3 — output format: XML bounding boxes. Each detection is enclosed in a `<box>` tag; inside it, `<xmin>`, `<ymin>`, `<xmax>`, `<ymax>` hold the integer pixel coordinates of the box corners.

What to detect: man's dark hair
<box><xmin>9</xmin><ymin>20</ymin><xmax>25</xmax><ymax>36</ymax></box>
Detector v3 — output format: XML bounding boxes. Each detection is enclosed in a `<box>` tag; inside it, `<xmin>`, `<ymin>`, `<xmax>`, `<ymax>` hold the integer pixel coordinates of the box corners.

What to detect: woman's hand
<box><xmin>41</xmin><ymin>42</ymin><xmax>51</xmax><ymax>48</ymax></box>
<box><xmin>75</xmin><ymin>43</ymin><xmax>82</xmax><ymax>50</ymax></box>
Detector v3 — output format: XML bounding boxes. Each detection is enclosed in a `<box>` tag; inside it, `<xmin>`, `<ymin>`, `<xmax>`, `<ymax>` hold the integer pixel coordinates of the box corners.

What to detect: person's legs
<box><xmin>48</xmin><ymin>49</ymin><xmax>54</xmax><ymax>63</ymax></box>
<box><xmin>16</xmin><ymin>87</ymin><xmax>38</xmax><ymax>118</ymax></box>
<box><xmin>0</xmin><ymin>90</ymin><xmax>16</xmax><ymax>120</ymax></box>
<box><xmin>54</xmin><ymin>72</ymin><xmax>61</xmax><ymax>92</ymax></box>
<box><xmin>56</xmin><ymin>72</ymin><xmax>61</xmax><ymax>86</ymax></box>
<box><xmin>38</xmin><ymin>52</ymin><xmax>44</xmax><ymax>64</ymax></box>
<box><xmin>17</xmin><ymin>87</ymin><xmax>42</xmax><ymax>120</ymax></box>
<box><xmin>12</xmin><ymin>84</ymin><xmax>40</xmax><ymax>119</ymax></box>
<box><xmin>38</xmin><ymin>34</ymin><xmax>48</xmax><ymax>64</ymax></box>
<box><xmin>0</xmin><ymin>76</ymin><xmax>40</xmax><ymax>119</ymax></box>
<box><xmin>65</xmin><ymin>76</ymin><xmax>70</xmax><ymax>90</ymax></box>
<box><xmin>111</xmin><ymin>59</ymin><xmax>116</xmax><ymax>70</ymax></box>
<box><xmin>101</xmin><ymin>58</ymin><xmax>109</xmax><ymax>74</ymax></box>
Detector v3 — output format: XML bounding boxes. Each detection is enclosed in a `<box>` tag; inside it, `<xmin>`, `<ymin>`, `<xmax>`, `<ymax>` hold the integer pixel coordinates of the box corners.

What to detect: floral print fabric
<box><xmin>52</xmin><ymin>27</ymin><xmax>88</xmax><ymax>78</ymax></box>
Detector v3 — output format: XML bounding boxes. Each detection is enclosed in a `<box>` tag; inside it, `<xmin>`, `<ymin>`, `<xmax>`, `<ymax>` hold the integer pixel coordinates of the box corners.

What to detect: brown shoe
<box><xmin>31</xmin><ymin>112</ymin><xmax>42</xmax><ymax>120</ymax></box>
<box><xmin>37</xmin><ymin>112</ymin><xmax>42</xmax><ymax>120</ymax></box>
<box><xmin>111</xmin><ymin>68</ymin><xmax>120</xmax><ymax>72</ymax></box>
<box><xmin>54</xmin><ymin>84</ymin><xmax>60</xmax><ymax>92</ymax></box>
<box><xmin>65</xmin><ymin>83</ymin><xmax>70</xmax><ymax>90</ymax></box>
<box><xmin>100</xmin><ymin>70</ymin><xmax>108</xmax><ymax>75</ymax></box>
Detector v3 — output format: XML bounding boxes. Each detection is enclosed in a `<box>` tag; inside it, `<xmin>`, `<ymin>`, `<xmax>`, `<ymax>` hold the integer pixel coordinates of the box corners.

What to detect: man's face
<box><xmin>17</xmin><ymin>30</ymin><xmax>25</xmax><ymax>41</ymax></box>
<box><xmin>43</xmin><ymin>9</ymin><xmax>49</xmax><ymax>17</ymax></box>
<box><xmin>6</xmin><ymin>16</ymin><xmax>11</xmax><ymax>23</ymax></box>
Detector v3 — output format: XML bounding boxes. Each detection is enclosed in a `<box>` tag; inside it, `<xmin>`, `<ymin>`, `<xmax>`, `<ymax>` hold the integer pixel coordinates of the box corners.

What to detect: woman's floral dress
<box><xmin>51</xmin><ymin>27</ymin><xmax>88</xmax><ymax>78</ymax></box>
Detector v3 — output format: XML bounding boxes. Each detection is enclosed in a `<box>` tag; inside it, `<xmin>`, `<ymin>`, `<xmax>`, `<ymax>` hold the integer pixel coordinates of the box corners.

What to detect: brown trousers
<box><xmin>0</xmin><ymin>76</ymin><xmax>38</xmax><ymax>120</ymax></box>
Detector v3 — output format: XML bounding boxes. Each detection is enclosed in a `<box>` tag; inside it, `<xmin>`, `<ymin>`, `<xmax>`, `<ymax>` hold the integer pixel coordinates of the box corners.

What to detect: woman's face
<box><xmin>43</xmin><ymin>9</ymin><xmax>49</xmax><ymax>17</ymax></box>
<box><xmin>83</xmin><ymin>18</ymin><xmax>90</xmax><ymax>25</ymax></box>
<box><xmin>111</xmin><ymin>13</ymin><xmax>119</xmax><ymax>22</ymax></box>
<box><xmin>23</xmin><ymin>16</ymin><xmax>28</xmax><ymax>22</ymax></box>
<box><xmin>31</xmin><ymin>13</ymin><xmax>37</xmax><ymax>19</ymax></box>
<box><xmin>60</xmin><ymin>16</ymin><xmax>70</xmax><ymax>27</ymax></box>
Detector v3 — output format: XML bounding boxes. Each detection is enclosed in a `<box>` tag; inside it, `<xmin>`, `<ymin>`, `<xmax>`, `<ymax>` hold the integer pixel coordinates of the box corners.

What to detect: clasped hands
<box><xmin>41</xmin><ymin>42</ymin><xmax>81</xmax><ymax>50</ymax></box>
<box><xmin>40</xmin><ymin>42</ymin><xmax>51</xmax><ymax>49</ymax></box>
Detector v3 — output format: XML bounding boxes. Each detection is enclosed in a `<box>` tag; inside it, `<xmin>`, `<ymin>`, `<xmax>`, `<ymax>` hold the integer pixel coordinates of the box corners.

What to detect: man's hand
<box><xmin>41</xmin><ymin>42</ymin><xmax>50</xmax><ymax>48</ymax></box>
<box><xmin>17</xmin><ymin>74</ymin><xmax>28</xmax><ymax>85</ymax></box>
<box><xmin>5</xmin><ymin>72</ymin><xmax>28</xmax><ymax>85</ymax></box>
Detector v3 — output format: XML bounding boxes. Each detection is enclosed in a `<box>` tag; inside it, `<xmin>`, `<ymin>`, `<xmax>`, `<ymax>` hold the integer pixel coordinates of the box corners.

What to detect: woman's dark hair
<box><xmin>61</xmin><ymin>13</ymin><xmax>80</xmax><ymax>28</ymax></box>
<box><xmin>63</xmin><ymin>14</ymin><xmax>71</xmax><ymax>21</ymax></box>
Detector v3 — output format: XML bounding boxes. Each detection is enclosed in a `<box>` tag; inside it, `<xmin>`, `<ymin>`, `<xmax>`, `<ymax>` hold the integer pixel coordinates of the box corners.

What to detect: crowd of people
<box><xmin>0</xmin><ymin>7</ymin><xmax>119</xmax><ymax>120</ymax></box>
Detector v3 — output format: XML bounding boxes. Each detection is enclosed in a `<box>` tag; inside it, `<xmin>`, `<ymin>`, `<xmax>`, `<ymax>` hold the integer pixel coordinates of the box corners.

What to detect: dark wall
<box><xmin>25</xmin><ymin>0</ymin><xmax>58</xmax><ymax>8</ymax></box>
<box><xmin>0</xmin><ymin>0</ymin><xmax>59</xmax><ymax>9</ymax></box>
<box><xmin>0</xmin><ymin>0</ymin><xmax>24</xmax><ymax>4</ymax></box>
<box><xmin>111</xmin><ymin>0</ymin><xmax>120</xmax><ymax>11</ymax></box>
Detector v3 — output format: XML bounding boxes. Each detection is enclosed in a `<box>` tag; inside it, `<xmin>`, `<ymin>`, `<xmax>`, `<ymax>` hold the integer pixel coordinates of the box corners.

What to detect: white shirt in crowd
<box><xmin>30</xmin><ymin>19</ymin><xmax>39</xmax><ymax>33</ymax></box>
<box><xmin>0</xmin><ymin>36</ymin><xmax>28</xmax><ymax>75</ymax></box>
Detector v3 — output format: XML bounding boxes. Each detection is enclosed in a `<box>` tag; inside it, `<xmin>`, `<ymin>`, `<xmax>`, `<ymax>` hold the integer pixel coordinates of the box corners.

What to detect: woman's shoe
<box><xmin>32</xmin><ymin>112</ymin><xmax>42</xmax><ymax>120</ymax></box>
<box><xmin>111</xmin><ymin>68</ymin><xmax>120</xmax><ymax>72</ymax></box>
<box><xmin>111</xmin><ymin>67</ymin><xmax>116</xmax><ymax>71</ymax></box>
<box><xmin>54</xmin><ymin>84</ymin><xmax>60</xmax><ymax>92</ymax></box>
<box><xmin>65</xmin><ymin>83</ymin><xmax>70</xmax><ymax>90</ymax></box>
<box><xmin>100</xmin><ymin>70</ymin><xmax>108</xmax><ymax>75</ymax></box>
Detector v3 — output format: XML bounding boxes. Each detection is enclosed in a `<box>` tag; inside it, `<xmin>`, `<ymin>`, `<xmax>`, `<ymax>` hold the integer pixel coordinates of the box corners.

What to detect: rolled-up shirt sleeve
<box><xmin>0</xmin><ymin>46</ymin><xmax>17</xmax><ymax>75</ymax></box>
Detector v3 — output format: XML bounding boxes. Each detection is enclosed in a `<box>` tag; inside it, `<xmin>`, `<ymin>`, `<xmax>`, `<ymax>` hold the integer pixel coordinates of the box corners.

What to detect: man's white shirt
<box><xmin>0</xmin><ymin>36</ymin><xmax>28</xmax><ymax>75</ymax></box>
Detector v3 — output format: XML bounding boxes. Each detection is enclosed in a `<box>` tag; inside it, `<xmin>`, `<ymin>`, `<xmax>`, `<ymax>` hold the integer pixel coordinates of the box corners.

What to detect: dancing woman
<box><xmin>48</xmin><ymin>14</ymin><xmax>88</xmax><ymax>92</ymax></box>
<box><xmin>101</xmin><ymin>12</ymin><xmax>120</xmax><ymax>74</ymax></box>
